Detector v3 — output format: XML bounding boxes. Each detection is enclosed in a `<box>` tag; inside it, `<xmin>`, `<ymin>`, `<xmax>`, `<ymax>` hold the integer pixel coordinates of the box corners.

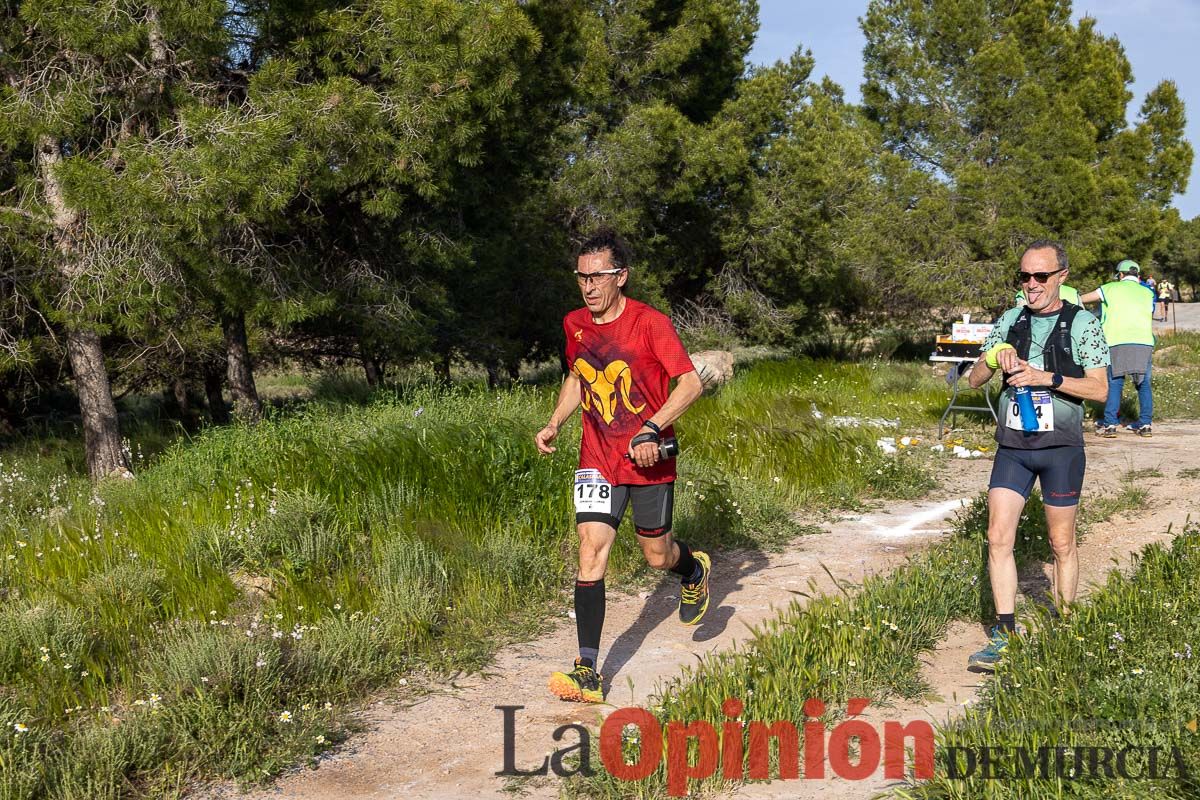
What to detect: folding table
<box><xmin>930</xmin><ymin>333</ymin><xmax>999</xmax><ymax>439</ymax></box>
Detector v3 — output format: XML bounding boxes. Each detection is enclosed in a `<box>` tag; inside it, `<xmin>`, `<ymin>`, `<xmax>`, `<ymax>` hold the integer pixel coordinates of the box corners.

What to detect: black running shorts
<box><xmin>576</xmin><ymin>482</ymin><xmax>674</xmax><ymax>537</ymax></box>
<box><xmin>988</xmin><ymin>445</ymin><xmax>1086</xmax><ymax>507</ymax></box>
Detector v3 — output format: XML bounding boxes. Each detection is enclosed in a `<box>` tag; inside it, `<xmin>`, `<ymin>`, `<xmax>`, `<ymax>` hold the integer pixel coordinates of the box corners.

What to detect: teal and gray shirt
<box><xmin>981</xmin><ymin>306</ymin><xmax>1110</xmax><ymax>448</ymax></box>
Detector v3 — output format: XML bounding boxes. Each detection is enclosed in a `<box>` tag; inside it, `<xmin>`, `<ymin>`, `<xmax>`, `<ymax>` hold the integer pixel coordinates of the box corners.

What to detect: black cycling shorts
<box><xmin>989</xmin><ymin>445</ymin><xmax>1086</xmax><ymax>507</ymax></box>
<box><xmin>576</xmin><ymin>482</ymin><xmax>674</xmax><ymax>537</ymax></box>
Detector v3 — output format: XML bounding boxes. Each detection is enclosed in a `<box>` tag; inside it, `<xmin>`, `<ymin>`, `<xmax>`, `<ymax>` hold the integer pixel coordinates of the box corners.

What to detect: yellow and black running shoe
<box><xmin>548</xmin><ymin>659</ymin><xmax>604</xmax><ymax>703</ymax></box>
<box><xmin>679</xmin><ymin>550</ymin><xmax>711</xmax><ymax>625</ymax></box>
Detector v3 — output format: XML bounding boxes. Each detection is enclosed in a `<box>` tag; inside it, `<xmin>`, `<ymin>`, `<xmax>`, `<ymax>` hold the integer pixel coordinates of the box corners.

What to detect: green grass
<box><xmin>681</xmin><ymin>359</ymin><xmax>943</xmax><ymax>508</ymax></box>
<box><xmin>897</xmin><ymin>523</ymin><xmax>1200</xmax><ymax>799</ymax></box>
<box><xmin>1141</xmin><ymin>332</ymin><xmax>1200</xmax><ymax>420</ymax></box>
<box><xmin>1080</xmin><ymin>472</ymin><xmax>1152</xmax><ymax>527</ymax></box>
<box><xmin>1153</xmin><ymin>332</ymin><xmax>1200</xmax><ymax>370</ymax></box>
<box><xmin>1076</xmin><ymin>468</ymin><xmax>1154</xmax><ymax>528</ymax></box>
<box><xmin>0</xmin><ymin>358</ymin><xmax>948</xmax><ymax>798</ymax></box>
<box><xmin>1076</xmin><ymin>331</ymin><xmax>1200</xmax><ymax>426</ymax></box>
<box><xmin>718</xmin><ymin>356</ymin><xmax>974</xmax><ymax>432</ymax></box>
<box><xmin>1122</xmin><ymin>467</ymin><xmax>1163</xmax><ymax>481</ymax></box>
<box><xmin>790</xmin><ymin>330</ymin><xmax>1200</xmax><ymax>431</ymax></box>
<box><xmin>1079</xmin><ymin>485</ymin><xmax>1150</xmax><ymax>528</ymax></box>
<box><xmin>1178</xmin><ymin>468</ymin><xmax>1200</xmax><ymax>480</ymax></box>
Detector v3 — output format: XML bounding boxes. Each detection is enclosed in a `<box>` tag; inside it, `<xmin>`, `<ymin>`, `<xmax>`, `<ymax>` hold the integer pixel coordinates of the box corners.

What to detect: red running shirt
<box><xmin>563</xmin><ymin>298</ymin><xmax>695</xmax><ymax>485</ymax></box>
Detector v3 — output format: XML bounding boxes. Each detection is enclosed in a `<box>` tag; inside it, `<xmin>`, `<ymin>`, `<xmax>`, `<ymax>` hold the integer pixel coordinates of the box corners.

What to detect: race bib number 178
<box><xmin>574</xmin><ymin>469</ymin><xmax>612</xmax><ymax>514</ymax></box>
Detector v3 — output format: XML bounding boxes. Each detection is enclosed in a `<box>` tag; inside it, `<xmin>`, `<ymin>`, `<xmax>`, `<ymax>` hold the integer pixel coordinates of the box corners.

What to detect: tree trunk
<box><xmin>204</xmin><ymin>367</ymin><xmax>230</xmax><ymax>424</ymax></box>
<box><xmin>221</xmin><ymin>312</ymin><xmax>262</xmax><ymax>422</ymax></box>
<box><xmin>172</xmin><ymin>377</ymin><xmax>191</xmax><ymax>418</ymax></box>
<box><xmin>360</xmin><ymin>340</ymin><xmax>381</xmax><ymax>387</ymax></box>
<box><xmin>37</xmin><ymin>134</ymin><xmax>131</xmax><ymax>480</ymax></box>
<box><xmin>0</xmin><ymin>387</ymin><xmax>15</xmax><ymax>438</ymax></box>
<box><xmin>67</xmin><ymin>328</ymin><xmax>132</xmax><ymax>480</ymax></box>
<box><xmin>362</xmin><ymin>358</ymin><xmax>381</xmax><ymax>387</ymax></box>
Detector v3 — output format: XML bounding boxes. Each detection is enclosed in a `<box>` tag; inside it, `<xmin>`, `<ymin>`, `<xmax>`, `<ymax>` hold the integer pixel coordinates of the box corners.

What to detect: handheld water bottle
<box><xmin>1014</xmin><ymin>387</ymin><xmax>1039</xmax><ymax>432</ymax></box>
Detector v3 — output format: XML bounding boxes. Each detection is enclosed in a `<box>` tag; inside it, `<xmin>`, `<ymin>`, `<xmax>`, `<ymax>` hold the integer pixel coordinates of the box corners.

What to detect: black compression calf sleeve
<box><xmin>575</xmin><ymin>578</ymin><xmax>605</xmax><ymax>667</ymax></box>
<box><xmin>670</xmin><ymin>541</ymin><xmax>700</xmax><ymax>583</ymax></box>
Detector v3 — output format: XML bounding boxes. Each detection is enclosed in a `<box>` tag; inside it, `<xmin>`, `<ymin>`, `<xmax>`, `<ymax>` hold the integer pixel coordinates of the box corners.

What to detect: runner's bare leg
<box><xmin>1044</xmin><ymin>503</ymin><xmax>1080</xmax><ymax>609</ymax></box>
<box><xmin>986</xmin><ymin>488</ymin><xmax>1025</xmax><ymax>615</ymax></box>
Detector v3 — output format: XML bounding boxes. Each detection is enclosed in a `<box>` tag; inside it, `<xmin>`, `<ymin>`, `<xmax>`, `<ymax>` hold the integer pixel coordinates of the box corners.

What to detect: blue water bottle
<box><xmin>1014</xmin><ymin>387</ymin><xmax>1039</xmax><ymax>432</ymax></box>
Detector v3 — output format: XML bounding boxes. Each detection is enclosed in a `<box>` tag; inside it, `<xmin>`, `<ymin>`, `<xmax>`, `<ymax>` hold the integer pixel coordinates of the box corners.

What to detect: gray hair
<box><xmin>1021</xmin><ymin>239</ymin><xmax>1068</xmax><ymax>271</ymax></box>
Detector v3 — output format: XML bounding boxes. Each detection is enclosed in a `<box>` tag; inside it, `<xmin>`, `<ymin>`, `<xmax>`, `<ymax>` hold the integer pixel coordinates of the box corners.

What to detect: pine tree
<box><xmin>1160</xmin><ymin>213</ymin><xmax>1200</xmax><ymax>299</ymax></box>
<box><xmin>861</xmin><ymin>0</ymin><xmax>1193</xmax><ymax>285</ymax></box>
<box><xmin>553</xmin><ymin>0</ymin><xmax>763</xmax><ymax>306</ymax></box>
<box><xmin>234</xmin><ymin>0</ymin><xmax>547</xmax><ymax>386</ymax></box>
<box><xmin>0</xmin><ymin>1</ymin><xmax>229</xmax><ymax>477</ymax></box>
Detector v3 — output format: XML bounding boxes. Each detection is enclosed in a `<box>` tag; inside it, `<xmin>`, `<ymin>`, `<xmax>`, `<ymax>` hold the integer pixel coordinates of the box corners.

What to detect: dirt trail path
<box><xmin>736</xmin><ymin>420</ymin><xmax>1200</xmax><ymax>800</ymax></box>
<box><xmin>208</xmin><ymin>424</ymin><xmax>1200</xmax><ymax>800</ymax></box>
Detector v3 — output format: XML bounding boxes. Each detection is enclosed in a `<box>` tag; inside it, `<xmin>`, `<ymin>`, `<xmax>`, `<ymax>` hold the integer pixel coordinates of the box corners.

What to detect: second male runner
<box><xmin>966</xmin><ymin>240</ymin><xmax>1109</xmax><ymax>671</ymax></box>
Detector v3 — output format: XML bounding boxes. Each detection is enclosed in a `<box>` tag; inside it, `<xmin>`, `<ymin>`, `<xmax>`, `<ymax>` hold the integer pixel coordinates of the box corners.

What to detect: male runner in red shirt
<box><xmin>534</xmin><ymin>229</ymin><xmax>708</xmax><ymax>703</ymax></box>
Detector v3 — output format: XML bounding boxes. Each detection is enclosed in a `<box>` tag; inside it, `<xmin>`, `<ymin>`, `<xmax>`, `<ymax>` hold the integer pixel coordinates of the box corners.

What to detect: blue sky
<box><xmin>748</xmin><ymin>0</ymin><xmax>1200</xmax><ymax>220</ymax></box>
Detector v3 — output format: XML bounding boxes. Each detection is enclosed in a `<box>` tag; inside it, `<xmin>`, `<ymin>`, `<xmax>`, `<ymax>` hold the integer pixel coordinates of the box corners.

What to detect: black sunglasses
<box><xmin>1014</xmin><ymin>268</ymin><xmax>1065</xmax><ymax>286</ymax></box>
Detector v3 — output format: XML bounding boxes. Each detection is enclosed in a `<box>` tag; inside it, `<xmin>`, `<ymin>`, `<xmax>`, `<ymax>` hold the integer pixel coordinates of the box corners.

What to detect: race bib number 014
<box><xmin>574</xmin><ymin>469</ymin><xmax>612</xmax><ymax>514</ymax></box>
<box><xmin>1005</xmin><ymin>390</ymin><xmax>1055</xmax><ymax>432</ymax></box>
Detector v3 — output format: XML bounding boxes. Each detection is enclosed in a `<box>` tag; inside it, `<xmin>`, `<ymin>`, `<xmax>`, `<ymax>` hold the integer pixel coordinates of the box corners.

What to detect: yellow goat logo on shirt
<box><xmin>573</xmin><ymin>358</ymin><xmax>645</xmax><ymax>425</ymax></box>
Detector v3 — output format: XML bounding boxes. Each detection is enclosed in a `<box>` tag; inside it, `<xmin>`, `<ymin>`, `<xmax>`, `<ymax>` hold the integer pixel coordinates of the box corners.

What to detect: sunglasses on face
<box><xmin>1014</xmin><ymin>268</ymin><xmax>1065</xmax><ymax>286</ymax></box>
<box><xmin>574</xmin><ymin>268</ymin><xmax>625</xmax><ymax>286</ymax></box>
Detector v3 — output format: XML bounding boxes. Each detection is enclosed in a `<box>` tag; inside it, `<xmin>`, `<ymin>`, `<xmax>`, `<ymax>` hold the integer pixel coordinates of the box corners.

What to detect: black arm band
<box><xmin>630</xmin><ymin>432</ymin><xmax>660</xmax><ymax>448</ymax></box>
<box><xmin>642</xmin><ymin>419</ymin><xmax>661</xmax><ymax>435</ymax></box>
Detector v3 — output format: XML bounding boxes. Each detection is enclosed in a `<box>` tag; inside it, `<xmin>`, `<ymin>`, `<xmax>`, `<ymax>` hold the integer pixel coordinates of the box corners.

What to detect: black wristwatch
<box><xmin>1051</xmin><ymin>373</ymin><xmax>1064</xmax><ymax>389</ymax></box>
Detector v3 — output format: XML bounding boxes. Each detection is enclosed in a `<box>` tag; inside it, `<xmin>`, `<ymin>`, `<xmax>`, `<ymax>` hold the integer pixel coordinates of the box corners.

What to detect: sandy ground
<box><xmin>736</xmin><ymin>421</ymin><xmax>1200</xmax><ymax>800</ymax></box>
<box><xmin>199</xmin><ymin>422</ymin><xmax>1200</xmax><ymax>800</ymax></box>
<box><xmin>1154</xmin><ymin>301</ymin><xmax>1200</xmax><ymax>334</ymax></box>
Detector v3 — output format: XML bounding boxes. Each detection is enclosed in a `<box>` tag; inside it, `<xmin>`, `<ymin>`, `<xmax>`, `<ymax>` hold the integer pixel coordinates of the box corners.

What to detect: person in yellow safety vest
<box><xmin>1078</xmin><ymin>260</ymin><xmax>1156</xmax><ymax>438</ymax></box>
<box><xmin>1017</xmin><ymin>284</ymin><xmax>1081</xmax><ymax>306</ymax></box>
